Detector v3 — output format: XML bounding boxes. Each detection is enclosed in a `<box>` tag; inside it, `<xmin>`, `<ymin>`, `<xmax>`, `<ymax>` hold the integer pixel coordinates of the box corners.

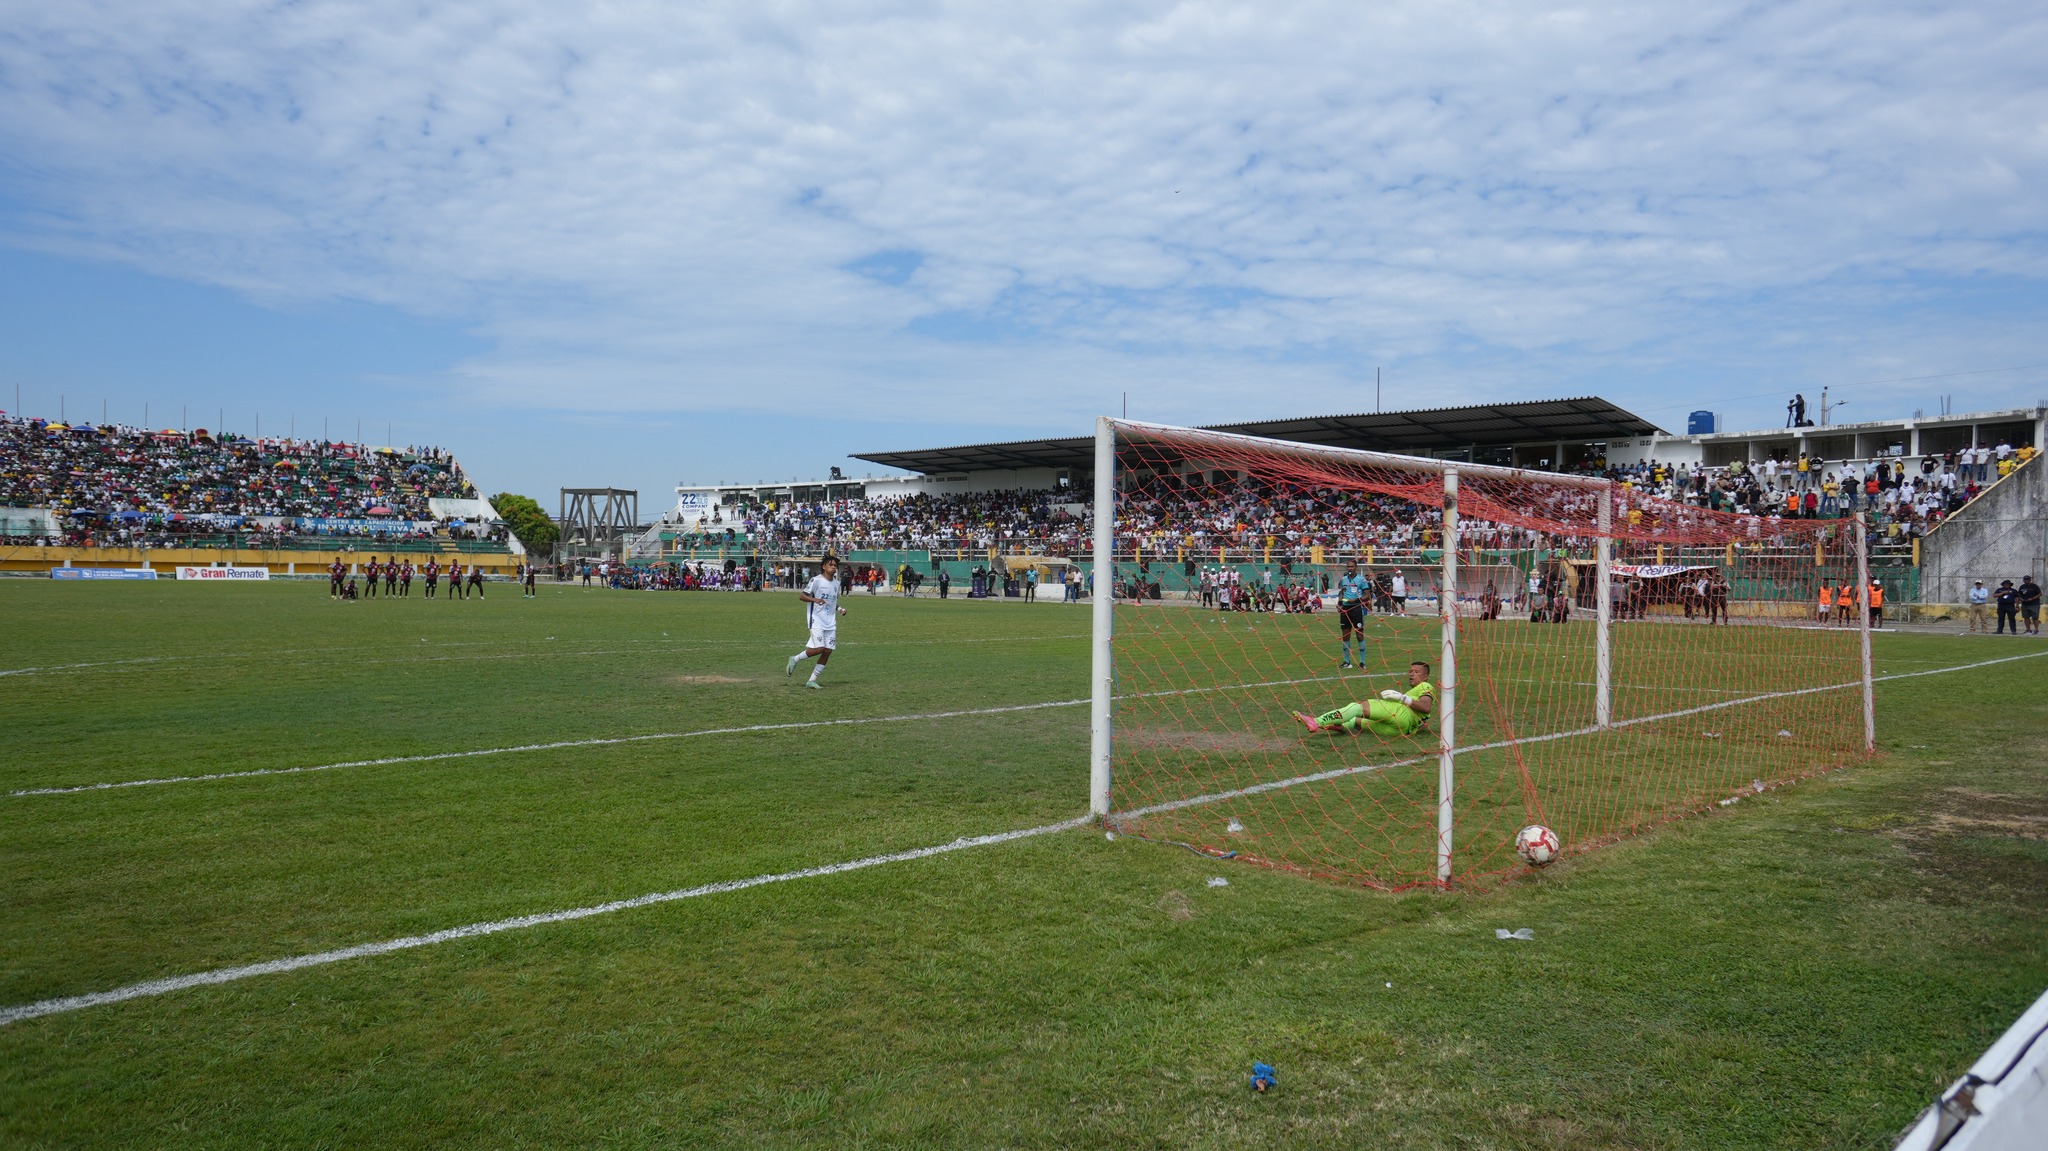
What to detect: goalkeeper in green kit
<box><xmin>1293</xmin><ymin>660</ymin><xmax>1436</xmax><ymax>736</ymax></box>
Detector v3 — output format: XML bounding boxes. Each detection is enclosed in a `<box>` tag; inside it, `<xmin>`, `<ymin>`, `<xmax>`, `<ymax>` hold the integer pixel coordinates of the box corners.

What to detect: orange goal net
<box><xmin>1090</xmin><ymin>419</ymin><xmax>1874</xmax><ymax>889</ymax></box>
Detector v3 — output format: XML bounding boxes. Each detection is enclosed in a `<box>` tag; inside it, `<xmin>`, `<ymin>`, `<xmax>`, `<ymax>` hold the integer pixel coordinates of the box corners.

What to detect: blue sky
<box><xmin>2</xmin><ymin>1</ymin><xmax>2045</xmax><ymax>505</ymax></box>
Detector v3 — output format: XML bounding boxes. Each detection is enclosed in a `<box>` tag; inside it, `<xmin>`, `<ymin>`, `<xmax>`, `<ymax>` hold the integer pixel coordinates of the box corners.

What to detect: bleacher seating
<box><xmin>0</xmin><ymin>413</ymin><xmax>510</xmax><ymax>550</ymax></box>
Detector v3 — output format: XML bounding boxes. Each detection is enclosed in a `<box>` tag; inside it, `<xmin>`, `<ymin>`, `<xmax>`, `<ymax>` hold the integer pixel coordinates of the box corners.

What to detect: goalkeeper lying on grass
<box><xmin>1293</xmin><ymin>660</ymin><xmax>1436</xmax><ymax>736</ymax></box>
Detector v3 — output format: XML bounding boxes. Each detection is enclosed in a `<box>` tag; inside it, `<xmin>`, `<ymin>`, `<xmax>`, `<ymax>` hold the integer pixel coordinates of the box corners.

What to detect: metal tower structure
<box><xmin>558</xmin><ymin>488</ymin><xmax>639</xmax><ymax>557</ymax></box>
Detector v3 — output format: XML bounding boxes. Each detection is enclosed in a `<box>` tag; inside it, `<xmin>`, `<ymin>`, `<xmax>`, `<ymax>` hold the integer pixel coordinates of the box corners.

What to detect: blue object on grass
<box><xmin>1250</xmin><ymin>1062</ymin><xmax>1277</xmax><ymax>1092</ymax></box>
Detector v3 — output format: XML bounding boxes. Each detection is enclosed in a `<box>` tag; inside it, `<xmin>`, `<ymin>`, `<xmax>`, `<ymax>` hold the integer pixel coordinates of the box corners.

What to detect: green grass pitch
<box><xmin>2</xmin><ymin>579</ymin><xmax>2044</xmax><ymax>1148</ymax></box>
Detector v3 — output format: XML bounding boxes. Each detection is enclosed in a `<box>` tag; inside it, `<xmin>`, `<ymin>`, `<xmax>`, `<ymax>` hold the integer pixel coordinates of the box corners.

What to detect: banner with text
<box><xmin>293</xmin><ymin>517</ymin><xmax>437</xmax><ymax>535</ymax></box>
<box><xmin>50</xmin><ymin>568</ymin><xmax>157</xmax><ymax>580</ymax></box>
<box><xmin>176</xmin><ymin>566</ymin><xmax>270</xmax><ymax>581</ymax></box>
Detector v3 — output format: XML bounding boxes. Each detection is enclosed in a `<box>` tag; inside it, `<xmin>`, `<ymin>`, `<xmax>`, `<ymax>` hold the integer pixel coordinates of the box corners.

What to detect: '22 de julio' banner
<box><xmin>176</xmin><ymin>566</ymin><xmax>270</xmax><ymax>581</ymax></box>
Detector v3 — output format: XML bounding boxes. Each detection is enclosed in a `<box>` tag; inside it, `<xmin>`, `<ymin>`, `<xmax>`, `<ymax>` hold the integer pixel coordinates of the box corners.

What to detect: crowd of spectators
<box><xmin>1</xmin><ymin>412</ymin><xmax>488</xmax><ymax>547</ymax></box>
<box><xmin>677</xmin><ymin>440</ymin><xmax>2035</xmax><ymax>563</ymax></box>
<box><xmin>1607</xmin><ymin>441</ymin><xmax>2036</xmax><ymax>537</ymax></box>
<box><xmin>741</xmin><ymin>489</ymin><xmax>1083</xmax><ymax>556</ymax></box>
<box><xmin>557</xmin><ymin>558</ymin><xmax>764</xmax><ymax>591</ymax></box>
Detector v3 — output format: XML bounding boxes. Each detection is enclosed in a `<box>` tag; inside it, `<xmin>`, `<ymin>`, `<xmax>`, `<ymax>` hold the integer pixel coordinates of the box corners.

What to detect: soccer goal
<box><xmin>1088</xmin><ymin>418</ymin><xmax>1875</xmax><ymax>889</ymax></box>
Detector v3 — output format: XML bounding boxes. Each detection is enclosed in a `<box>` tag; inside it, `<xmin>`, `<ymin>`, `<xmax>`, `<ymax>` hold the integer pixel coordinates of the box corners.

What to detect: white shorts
<box><xmin>807</xmin><ymin>626</ymin><xmax>838</xmax><ymax>651</ymax></box>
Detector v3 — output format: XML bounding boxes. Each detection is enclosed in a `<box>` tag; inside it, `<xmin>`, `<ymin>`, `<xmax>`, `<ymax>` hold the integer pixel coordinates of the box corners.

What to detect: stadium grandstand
<box><xmin>0</xmin><ymin>411</ymin><xmax>520</xmax><ymax>577</ymax></box>
<box><xmin>626</xmin><ymin>396</ymin><xmax>2041</xmax><ymax>616</ymax></box>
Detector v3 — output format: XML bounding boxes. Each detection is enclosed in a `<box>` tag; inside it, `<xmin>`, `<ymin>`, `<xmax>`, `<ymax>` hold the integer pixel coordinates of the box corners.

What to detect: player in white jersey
<box><xmin>786</xmin><ymin>555</ymin><xmax>847</xmax><ymax>688</ymax></box>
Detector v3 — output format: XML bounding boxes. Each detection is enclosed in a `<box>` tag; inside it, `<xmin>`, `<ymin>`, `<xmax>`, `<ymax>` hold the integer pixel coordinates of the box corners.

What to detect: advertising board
<box><xmin>175</xmin><ymin>566</ymin><xmax>270</xmax><ymax>581</ymax></box>
<box><xmin>49</xmin><ymin>568</ymin><xmax>157</xmax><ymax>580</ymax></box>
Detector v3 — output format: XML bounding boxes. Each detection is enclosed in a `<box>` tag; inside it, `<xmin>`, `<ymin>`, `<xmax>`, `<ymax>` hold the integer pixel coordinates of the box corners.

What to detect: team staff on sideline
<box><xmin>1994</xmin><ymin>580</ymin><xmax>2019</xmax><ymax>634</ymax></box>
<box><xmin>2022</xmin><ymin>576</ymin><xmax>2042</xmax><ymax>635</ymax></box>
<box><xmin>1967</xmin><ymin>580</ymin><xmax>1990</xmax><ymax>633</ymax></box>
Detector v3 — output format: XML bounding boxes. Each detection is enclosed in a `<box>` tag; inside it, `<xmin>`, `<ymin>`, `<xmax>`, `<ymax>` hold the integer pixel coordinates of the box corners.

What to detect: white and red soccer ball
<box><xmin>1514</xmin><ymin>824</ymin><xmax>1561</xmax><ymax>866</ymax></box>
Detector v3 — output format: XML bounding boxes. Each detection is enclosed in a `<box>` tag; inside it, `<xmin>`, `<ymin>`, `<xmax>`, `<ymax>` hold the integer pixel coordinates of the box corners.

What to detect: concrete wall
<box><xmin>1919</xmin><ymin>455</ymin><xmax>2046</xmax><ymax>603</ymax></box>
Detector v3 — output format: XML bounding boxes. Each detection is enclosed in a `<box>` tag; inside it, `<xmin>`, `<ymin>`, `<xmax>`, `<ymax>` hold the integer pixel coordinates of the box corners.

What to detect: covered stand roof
<box><xmin>854</xmin><ymin>397</ymin><xmax>1665</xmax><ymax>475</ymax></box>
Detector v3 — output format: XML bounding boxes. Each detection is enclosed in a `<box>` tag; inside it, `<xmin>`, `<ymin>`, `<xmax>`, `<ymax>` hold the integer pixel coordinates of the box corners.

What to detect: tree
<box><xmin>491</xmin><ymin>492</ymin><xmax>560</xmax><ymax>553</ymax></box>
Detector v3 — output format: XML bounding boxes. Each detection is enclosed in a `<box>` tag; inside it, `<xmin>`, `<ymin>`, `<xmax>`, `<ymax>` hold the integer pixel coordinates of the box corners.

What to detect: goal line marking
<box><xmin>1111</xmin><ymin>649</ymin><xmax>2048</xmax><ymax>819</ymax></box>
<box><xmin>1</xmin><ymin>649</ymin><xmax>2038</xmax><ymax>1027</ymax></box>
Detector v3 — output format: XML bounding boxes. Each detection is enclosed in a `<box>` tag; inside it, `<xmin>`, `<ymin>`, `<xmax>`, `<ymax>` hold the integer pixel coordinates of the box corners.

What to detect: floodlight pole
<box><xmin>1437</xmin><ymin>467</ymin><xmax>1459</xmax><ymax>884</ymax></box>
<box><xmin>1595</xmin><ymin>485</ymin><xmax>1613</xmax><ymax>728</ymax></box>
<box><xmin>1090</xmin><ymin>416</ymin><xmax>1117</xmax><ymax>818</ymax></box>
<box><xmin>1854</xmin><ymin>512</ymin><xmax>1875</xmax><ymax>752</ymax></box>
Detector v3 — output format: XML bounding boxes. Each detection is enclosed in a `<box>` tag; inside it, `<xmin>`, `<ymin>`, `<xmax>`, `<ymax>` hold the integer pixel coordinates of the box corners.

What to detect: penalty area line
<box><xmin>9</xmin><ymin>670</ymin><xmax>1360</xmax><ymax>799</ymax></box>
<box><xmin>0</xmin><ymin>815</ymin><xmax>1094</xmax><ymax>1028</ymax></box>
<box><xmin>7</xmin><ymin>699</ymin><xmax>1091</xmax><ymax>798</ymax></box>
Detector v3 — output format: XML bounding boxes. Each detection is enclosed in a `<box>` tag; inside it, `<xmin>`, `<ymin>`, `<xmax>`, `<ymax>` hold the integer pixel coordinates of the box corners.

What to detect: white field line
<box><xmin>6</xmin><ymin>700</ymin><xmax>1091</xmax><ymax>797</ymax></box>
<box><xmin>0</xmin><ymin>633</ymin><xmax>1089</xmax><ymax>679</ymax></box>
<box><xmin>12</xmin><ymin>637</ymin><xmax>2035</xmax><ymax>799</ymax></box>
<box><xmin>1110</xmin><ymin>649</ymin><xmax>2048</xmax><ymax>819</ymax></box>
<box><xmin>7</xmin><ymin>670</ymin><xmax>1362</xmax><ymax>799</ymax></box>
<box><xmin>3</xmin><ymin>648</ymin><xmax>2039</xmax><ymax>1027</ymax></box>
<box><xmin>0</xmin><ymin>637</ymin><xmax>551</xmax><ymax>677</ymax></box>
<box><xmin>0</xmin><ymin>815</ymin><xmax>1094</xmax><ymax>1028</ymax></box>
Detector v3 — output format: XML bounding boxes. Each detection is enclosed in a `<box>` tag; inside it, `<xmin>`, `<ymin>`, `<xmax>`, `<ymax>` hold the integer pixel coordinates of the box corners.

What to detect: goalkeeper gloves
<box><xmin>1379</xmin><ymin>689</ymin><xmax>1408</xmax><ymax>702</ymax></box>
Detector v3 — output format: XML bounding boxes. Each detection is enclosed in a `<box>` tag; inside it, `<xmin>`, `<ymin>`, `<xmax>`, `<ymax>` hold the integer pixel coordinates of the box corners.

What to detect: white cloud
<box><xmin>0</xmin><ymin>0</ymin><xmax>2044</xmax><ymax>431</ymax></box>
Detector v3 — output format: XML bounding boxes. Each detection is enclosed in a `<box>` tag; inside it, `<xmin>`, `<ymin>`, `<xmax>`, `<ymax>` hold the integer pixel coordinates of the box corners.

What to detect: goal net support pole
<box><xmin>1855</xmin><ymin>511</ymin><xmax>1875</xmax><ymax>752</ymax></box>
<box><xmin>1595</xmin><ymin>486</ymin><xmax>1613</xmax><ymax>729</ymax></box>
<box><xmin>1090</xmin><ymin>415</ymin><xmax>1116</xmax><ymax>817</ymax></box>
<box><xmin>1436</xmin><ymin>468</ymin><xmax>1460</xmax><ymax>882</ymax></box>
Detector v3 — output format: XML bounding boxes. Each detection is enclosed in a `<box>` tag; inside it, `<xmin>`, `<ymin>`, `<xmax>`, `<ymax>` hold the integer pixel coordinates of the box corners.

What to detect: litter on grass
<box><xmin>1494</xmin><ymin>928</ymin><xmax>1534</xmax><ymax>941</ymax></box>
<box><xmin>1206</xmin><ymin>876</ymin><xmax>1229</xmax><ymax>888</ymax></box>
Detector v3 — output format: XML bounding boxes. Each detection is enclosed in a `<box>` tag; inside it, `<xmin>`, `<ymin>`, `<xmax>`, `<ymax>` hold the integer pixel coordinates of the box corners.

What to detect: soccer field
<box><xmin>4</xmin><ymin>580</ymin><xmax>2045</xmax><ymax>1148</ymax></box>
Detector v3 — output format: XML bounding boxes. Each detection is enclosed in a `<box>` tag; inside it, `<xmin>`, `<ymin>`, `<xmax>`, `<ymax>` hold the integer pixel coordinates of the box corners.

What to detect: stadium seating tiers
<box><xmin>1</xmin><ymin>413</ymin><xmax>498</xmax><ymax>547</ymax></box>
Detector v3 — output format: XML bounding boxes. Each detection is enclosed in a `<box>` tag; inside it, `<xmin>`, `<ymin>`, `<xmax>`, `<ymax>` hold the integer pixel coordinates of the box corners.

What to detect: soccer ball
<box><xmin>1514</xmin><ymin>825</ymin><xmax>1561</xmax><ymax>866</ymax></box>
